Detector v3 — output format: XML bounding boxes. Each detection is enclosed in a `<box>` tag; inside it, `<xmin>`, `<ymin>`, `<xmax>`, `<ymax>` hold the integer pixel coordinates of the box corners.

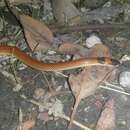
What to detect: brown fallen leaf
<box><xmin>58</xmin><ymin>42</ymin><xmax>88</xmax><ymax>57</ymax></box>
<box><xmin>95</xmin><ymin>98</ymin><xmax>116</xmax><ymax>130</ymax></box>
<box><xmin>22</xmin><ymin>120</ymin><xmax>35</xmax><ymax>130</ymax></box>
<box><xmin>19</xmin><ymin>15</ymin><xmax>54</xmax><ymax>51</ymax></box>
<box><xmin>86</xmin><ymin>44</ymin><xmax>112</xmax><ymax>57</ymax></box>
<box><xmin>67</xmin><ymin>44</ymin><xmax>115</xmax><ymax>130</ymax></box>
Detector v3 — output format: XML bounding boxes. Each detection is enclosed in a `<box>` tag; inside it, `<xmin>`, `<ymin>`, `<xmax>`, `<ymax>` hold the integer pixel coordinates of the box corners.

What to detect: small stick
<box><xmin>51</xmin><ymin>23</ymin><xmax>130</xmax><ymax>33</ymax></box>
<box><xmin>61</xmin><ymin>114</ymin><xmax>92</xmax><ymax>130</ymax></box>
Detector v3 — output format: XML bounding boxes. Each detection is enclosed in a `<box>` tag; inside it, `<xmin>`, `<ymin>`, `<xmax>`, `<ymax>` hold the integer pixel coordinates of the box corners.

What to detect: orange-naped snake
<box><xmin>0</xmin><ymin>45</ymin><xmax>120</xmax><ymax>71</ymax></box>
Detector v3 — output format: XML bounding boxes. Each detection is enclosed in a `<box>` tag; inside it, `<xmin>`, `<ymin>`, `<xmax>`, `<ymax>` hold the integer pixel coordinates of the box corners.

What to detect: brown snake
<box><xmin>0</xmin><ymin>45</ymin><xmax>120</xmax><ymax>71</ymax></box>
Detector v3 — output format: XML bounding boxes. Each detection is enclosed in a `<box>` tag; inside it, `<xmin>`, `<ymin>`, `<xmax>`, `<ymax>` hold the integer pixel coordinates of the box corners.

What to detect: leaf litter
<box><xmin>67</xmin><ymin>44</ymin><xmax>116</xmax><ymax>130</ymax></box>
<box><xmin>1</xmin><ymin>2</ymin><xmax>126</xmax><ymax>130</ymax></box>
<box><xmin>19</xmin><ymin>15</ymin><xmax>54</xmax><ymax>51</ymax></box>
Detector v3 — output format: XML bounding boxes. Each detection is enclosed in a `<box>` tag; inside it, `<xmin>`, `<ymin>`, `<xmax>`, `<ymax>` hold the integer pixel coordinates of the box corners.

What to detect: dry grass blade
<box><xmin>20</xmin><ymin>15</ymin><xmax>54</xmax><ymax>51</ymax></box>
<box><xmin>61</xmin><ymin>114</ymin><xmax>91</xmax><ymax>130</ymax></box>
<box><xmin>100</xmin><ymin>85</ymin><xmax>130</xmax><ymax>96</ymax></box>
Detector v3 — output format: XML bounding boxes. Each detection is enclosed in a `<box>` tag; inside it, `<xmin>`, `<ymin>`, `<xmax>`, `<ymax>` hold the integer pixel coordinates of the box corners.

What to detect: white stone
<box><xmin>86</xmin><ymin>34</ymin><xmax>102</xmax><ymax>48</ymax></box>
<box><xmin>119</xmin><ymin>71</ymin><xmax>130</xmax><ymax>88</ymax></box>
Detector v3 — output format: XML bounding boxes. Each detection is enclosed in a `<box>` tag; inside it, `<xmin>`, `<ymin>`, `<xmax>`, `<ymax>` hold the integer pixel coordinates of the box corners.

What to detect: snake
<box><xmin>0</xmin><ymin>45</ymin><xmax>120</xmax><ymax>71</ymax></box>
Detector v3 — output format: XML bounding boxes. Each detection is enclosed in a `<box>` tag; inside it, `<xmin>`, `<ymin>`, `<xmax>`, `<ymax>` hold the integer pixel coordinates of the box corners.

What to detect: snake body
<box><xmin>0</xmin><ymin>46</ymin><xmax>120</xmax><ymax>71</ymax></box>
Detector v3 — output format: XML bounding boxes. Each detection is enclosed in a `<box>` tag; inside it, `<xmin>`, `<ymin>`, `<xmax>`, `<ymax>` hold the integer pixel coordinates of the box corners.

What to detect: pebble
<box><xmin>119</xmin><ymin>71</ymin><xmax>130</xmax><ymax>88</ymax></box>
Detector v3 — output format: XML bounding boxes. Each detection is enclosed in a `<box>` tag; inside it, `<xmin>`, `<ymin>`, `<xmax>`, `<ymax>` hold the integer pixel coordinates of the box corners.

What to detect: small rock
<box><xmin>119</xmin><ymin>71</ymin><xmax>130</xmax><ymax>88</ymax></box>
<box><xmin>86</xmin><ymin>34</ymin><xmax>102</xmax><ymax>48</ymax></box>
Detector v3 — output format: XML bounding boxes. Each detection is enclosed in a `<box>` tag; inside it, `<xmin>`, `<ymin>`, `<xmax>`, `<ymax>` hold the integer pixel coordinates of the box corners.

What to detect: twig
<box><xmin>20</xmin><ymin>94</ymin><xmax>45</xmax><ymax>108</ymax></box>
<box><xmin>42</xmin><ymin>72</ymin><xmax>54</xmax><ymax>93</ymax></box>
<box><xmin>103</xmin><ymin>81</ymin><xmax>124</xmax><ymax>90</ymax></box>
<box><xmin>61</xmin><ymin>114</ymin><xmax>92</xmax><ymax>130</ymax></box>
<box><xmin>51</xmin><ymin>23</ymin><xmax>130</xmax><ymax>33</ymax></box>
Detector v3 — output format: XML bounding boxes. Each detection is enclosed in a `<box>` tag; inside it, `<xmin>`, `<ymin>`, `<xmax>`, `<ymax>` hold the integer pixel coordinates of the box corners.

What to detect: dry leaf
<box><xmin>86</xmin><ymin>44</ymin><xmax>111</xmax><ymax>57</ymax></box>
<box><xmin>67</xmin><ymin>44</ymin><xmax>114</xmax><ymax>130</ymax></box>
<box><xmin>20</xmin><ymin>15</ymin><xmax>54</xmax><ymax>51</ymax></box>
<box><xmin>22</xmin><ymin>120</ymin><xmax>35</xmax><ymax>130</ymax></box>
<box><xmin>58</xmin><ymin>42</ymin><xmax>88</xmax><ymax>57</ymax></box>
<box><xmin>51</xmin><ymin>0</ymin><xmax>80</xmax><ymax>25</ymax></box>
<box><xmin>95</xmin><ymin>99</ymin><xmax>116</xmax><ymax>130</ymax></box>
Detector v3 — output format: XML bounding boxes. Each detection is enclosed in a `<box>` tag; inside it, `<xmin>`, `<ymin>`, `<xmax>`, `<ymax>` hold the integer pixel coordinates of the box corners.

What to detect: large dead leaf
<box><xmin>20</xmin><ymin>15</ymin><xmax>54</xmax><ymax>51</ymax></box>
<box><xmin>95</xmin><ymin>99</ymin><xmax>116</xmax><ymax>130</ymax></box>
<box><xmin>67</xmin><ymin>44</ymin><xmax>115</xmax><ymax>130</ymax></box>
